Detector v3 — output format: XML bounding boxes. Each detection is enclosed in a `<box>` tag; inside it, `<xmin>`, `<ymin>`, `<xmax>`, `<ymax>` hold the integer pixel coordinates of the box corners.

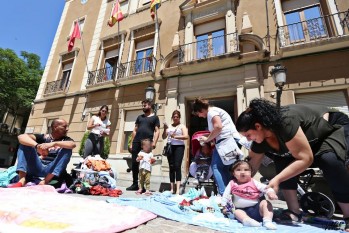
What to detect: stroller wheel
<box><xmin>300</xmin><ymin>192</ymin><xmax>335</xmax><ymax>218</ymax></box>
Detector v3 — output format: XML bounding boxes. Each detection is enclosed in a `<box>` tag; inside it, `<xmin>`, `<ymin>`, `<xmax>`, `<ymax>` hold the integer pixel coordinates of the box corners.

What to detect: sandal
<box><xmin>143</xmin><ymin>191</ymin><xmax>152</xmax><ymax>196</ymax></box>
<box><xmin>274</xmin><ymin>209</ymin><xmax>303</xmax><ymax>224</ymax></box>
<box><xmin>135</xmin><ymin>190</ymin><xmax>142</xmax><ymax>195</ymax></box>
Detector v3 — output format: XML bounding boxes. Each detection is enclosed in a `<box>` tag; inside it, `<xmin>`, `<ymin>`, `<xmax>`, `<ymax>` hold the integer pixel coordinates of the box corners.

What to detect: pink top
<box><xmin>230</xmin><ymin>180</ymin><xmax>261</xmax><ymax>200</ymax></box>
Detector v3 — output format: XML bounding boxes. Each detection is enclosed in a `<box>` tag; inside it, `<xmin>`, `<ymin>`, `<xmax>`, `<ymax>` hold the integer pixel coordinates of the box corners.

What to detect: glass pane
<box><xmin>212</xmin><ymin>30</ymin><xmax>225</xmax><ymax>56</ymax></box>
<box><xmin>134</xmin><ymin>50</ymin><xmax>144</xmax><ymax>74</ymax></box>
<box><xmin>60</xmin><ymin>70</ymin><xmax>71</xmax><ymax>90</ymax></box>
<box><xmin>304</xmin><ymin>6</ymin><xmax>327</xmax><ymax>38</ymax></box>
<box><xmin>285</xmin><ymin>11</ymin><xmax>305</xmax><ymax>42</ymax></box>
<box><xmin>123</xmin><ymin>131</ymin><xmax>132</xmax><ymax>151</ymax></box>
<box><xmin>144</xmin><ymin>48</ymin><xmax>153</xmax><ymax>72</ymax></box>
<box><xmin>105</xmin><ymin>57</ymin><xmax>118</xmax><ymax>80</ymax></box>
<box><xmin>196</xmin><ymin>34</ymin><xmax>208</xmax><ymax>59</ymax></box>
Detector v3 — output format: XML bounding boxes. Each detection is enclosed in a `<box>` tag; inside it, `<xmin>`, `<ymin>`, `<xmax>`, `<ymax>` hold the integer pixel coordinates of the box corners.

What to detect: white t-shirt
<box><xmin>138</xmin><ymin>151</ymin><xmax>154</xmax><ymax>172</ymax></box>
<box><xmin>207</xmin><ymin>107</ymin><xmax>240</xmax><ymax>141</ymax></box>
<box><xmin>90</xmin><ymin>115</ymin><xmax>111</xmax><ymax>135</ymax></box>
<box><xmin>166</xmin><ymin>124</ymin><xmax>185</xmax><ymax>145</ymax></box>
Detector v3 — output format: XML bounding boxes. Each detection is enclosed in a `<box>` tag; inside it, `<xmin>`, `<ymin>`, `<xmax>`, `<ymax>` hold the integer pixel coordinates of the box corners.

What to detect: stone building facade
<box><xmin>27</xmin><ymin>0</ymin><xmax>349</xmax><ymax>186</ymax></box>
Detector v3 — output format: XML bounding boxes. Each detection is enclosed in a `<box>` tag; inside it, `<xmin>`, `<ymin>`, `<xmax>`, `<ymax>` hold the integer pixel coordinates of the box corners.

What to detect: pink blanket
<box><xmin>0</xmin><ymin>186</ymin><xmax>156</xmax><ymax>233</ymax></box>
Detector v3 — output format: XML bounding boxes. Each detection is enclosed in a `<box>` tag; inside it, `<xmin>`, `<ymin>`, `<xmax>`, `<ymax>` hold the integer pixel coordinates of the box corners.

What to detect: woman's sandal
<box><xmin>274</xmin><ymin>209</ymin><xmax>303</xmax><ymax>224</ymax></box>
<box><xmin>143</xmin><ymin>191</ymin><xmax>152</xmax><ymax>196</ymax></box>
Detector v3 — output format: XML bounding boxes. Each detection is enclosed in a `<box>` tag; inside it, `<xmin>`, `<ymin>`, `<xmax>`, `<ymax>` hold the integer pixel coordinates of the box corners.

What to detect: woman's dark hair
<box><xmin>192</xmin><ymin>97</ymin><xmax>210</xmax><ymax>114</ymax></box>
<box><xmin>98</xmin><ymin>105</ymin><xmax>109</xmax><ymax>120</ymax></box>
<box><xmin>236</xmin><ymin>98</ymin><xmax>284</xmax><ymax>132</ymax></box>
<box><xmin>172</xmin><ymin>110</ymin><xmax>181</xmax><ymax>119</ymax></box>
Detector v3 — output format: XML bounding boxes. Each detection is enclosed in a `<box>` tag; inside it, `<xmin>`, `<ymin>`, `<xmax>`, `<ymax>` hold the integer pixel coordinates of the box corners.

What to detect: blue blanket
<box><xmin>107</xmin><ymin>194</ymin><xmax>342</xmax><ymax>233</ymax></box>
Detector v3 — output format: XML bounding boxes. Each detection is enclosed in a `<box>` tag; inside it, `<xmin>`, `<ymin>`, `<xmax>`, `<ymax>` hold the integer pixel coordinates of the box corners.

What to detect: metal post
<box><xmin>276</xmin><ymin>86</ymin><xmax>283</xmax><ymax>109</ymax></box>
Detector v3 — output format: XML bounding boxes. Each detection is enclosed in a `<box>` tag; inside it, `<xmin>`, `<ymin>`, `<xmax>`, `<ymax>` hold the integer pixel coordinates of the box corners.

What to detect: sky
<box><xmin>0</xmin><ymin>1</ymin><xmax>65</xmax><ymax>66</ymax></box>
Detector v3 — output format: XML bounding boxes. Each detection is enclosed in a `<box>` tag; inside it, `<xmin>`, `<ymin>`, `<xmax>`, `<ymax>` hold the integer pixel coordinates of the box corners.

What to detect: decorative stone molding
<box><xmin>241</xmin><ymin>12</ymin><xmax>252</xmax><ymax>34</ymax></box>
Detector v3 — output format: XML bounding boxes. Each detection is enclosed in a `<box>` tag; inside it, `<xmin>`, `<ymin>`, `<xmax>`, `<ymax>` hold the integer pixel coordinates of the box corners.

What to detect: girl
<box><xmin>221</xmin><ymin>160</ymin><xmax>278</xmax><ymax>230</ymax></box>
<box><xmin>136</xmin><ymin>139</ymin><xmax>155</xmax><ymax>196</ymax></box>
<box><xmin>84</xmin><ymin>105</ymin><xmax>111</xmax><ymax>158</ymax></box>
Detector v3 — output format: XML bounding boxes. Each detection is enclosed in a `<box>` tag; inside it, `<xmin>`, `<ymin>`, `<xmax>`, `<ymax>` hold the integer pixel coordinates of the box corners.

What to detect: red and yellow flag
<box><xmin>108</xmin><ymin>0</ymin><xmax>124</xmax><ymax>27</ymax></box>
<box><xmin>150</xmin><ymin>0</ymin><xmax>161</xmax><ymax>20</ymax></box>
<box><xmin>68</xmin><ymin>22</ymin><xmax>81</xmax><ymax>52</ymax></box>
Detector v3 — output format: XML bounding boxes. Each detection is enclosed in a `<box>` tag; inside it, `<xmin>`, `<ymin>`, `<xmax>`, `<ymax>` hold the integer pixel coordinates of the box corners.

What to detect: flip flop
<box><xmin>135</xmin><ymin>190</ymin><xmax>142</xmax><ymax>195</ymax></box>
<box><xmin>143</xmin><ymin>191</ymin><xmax>152</xmax><ymax>196</ymax></box>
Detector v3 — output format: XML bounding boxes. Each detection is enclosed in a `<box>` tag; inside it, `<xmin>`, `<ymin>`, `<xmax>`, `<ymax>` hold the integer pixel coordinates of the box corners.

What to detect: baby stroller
<box><xmin>180</xmin><ymin>131</ymin><xmax>217</xmax><ymax>196</ymax></box>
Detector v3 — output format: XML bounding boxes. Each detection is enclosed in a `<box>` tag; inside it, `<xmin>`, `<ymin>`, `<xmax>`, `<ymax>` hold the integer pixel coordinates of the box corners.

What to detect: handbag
<box><xmin>215</xmin><ymin>137</ymin><xmax>244</xmax><ymax>165</ymax></box>
<box><xmin>162</xmin><ymin>124</ymin><xmax>180</xmax><ymax>157</ymax></box>
<box><xmin>162</xmin><ymin>142</ymin><xmax>172</xmax><ymax>157</ymax></box>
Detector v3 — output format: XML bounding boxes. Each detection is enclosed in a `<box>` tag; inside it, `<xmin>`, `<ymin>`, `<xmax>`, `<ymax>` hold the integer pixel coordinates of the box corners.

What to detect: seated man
<box><xmin>8</xmin><ymin>119</ymin><xmax>76</xmax><ymax>187</ymax></box>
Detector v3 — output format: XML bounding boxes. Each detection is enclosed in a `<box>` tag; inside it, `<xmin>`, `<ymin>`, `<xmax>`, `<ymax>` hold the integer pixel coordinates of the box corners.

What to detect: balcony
<box><xmin>44</xmin><ymin>78</ymin><xmax>70</xmax><ymax>96</ymax></box>
<box><xmin>178</xmin><ymin>32</ymin><xmax>239</xmax><ymax>63</ymax></box>
<box><xmin>86</xmin><ymin>65</ymin><xmax>126</xmax><ymax>88</ymax></box>
<box><xmin>278</xmin><ymin>10</ymin><xmax>349</xmax><ymax>47</ymax></box>
<box><xmin>117</xmin><ymin>57</ymin><xmax>156</xmax><ymax>85</ymax></box>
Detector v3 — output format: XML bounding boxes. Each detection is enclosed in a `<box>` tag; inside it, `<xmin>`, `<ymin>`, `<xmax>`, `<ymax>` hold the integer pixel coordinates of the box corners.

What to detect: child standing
<box><xmin>136</xmin><ymin>139</ymin><xmax>155</xmax><ymax>196</ymax></box>
<box><xmin>221</xmin><ymin>160</ymin><xmax>278</xmax><ymax>230</ymax></box>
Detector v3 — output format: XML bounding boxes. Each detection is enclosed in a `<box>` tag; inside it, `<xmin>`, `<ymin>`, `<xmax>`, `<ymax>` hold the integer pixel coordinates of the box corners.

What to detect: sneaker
<box><xmin>126</xmin><ymin>183</ymin><xmax>139</xmax><ymax>191</ymax></box>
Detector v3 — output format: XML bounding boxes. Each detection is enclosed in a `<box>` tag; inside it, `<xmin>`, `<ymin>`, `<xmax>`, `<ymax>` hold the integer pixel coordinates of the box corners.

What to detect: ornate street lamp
<box><xmin>145</xmin><ymin>86</ymin><xmax>160</xmax><ymax>114</ymax></box>
<box><xmin>270</xmin><ymin>64</ymin><xmax>287</xmax><ymax>109</ymax></box>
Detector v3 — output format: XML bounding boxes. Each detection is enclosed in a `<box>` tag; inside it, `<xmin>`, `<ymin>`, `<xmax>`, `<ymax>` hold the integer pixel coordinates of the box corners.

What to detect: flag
<box><xmin>150</xmin><ymin>0</ymin><xmax>161</xmax><ymax>20</ymax></box>
<box><xmin>108</xmin><ymin>0</ymin><xmax>124</xmax><ymax>27</ymax></box>
<box><xmin>68</xmin><ymin>22</ymin><xmax>81</xmax><ymax>52</ymax></box>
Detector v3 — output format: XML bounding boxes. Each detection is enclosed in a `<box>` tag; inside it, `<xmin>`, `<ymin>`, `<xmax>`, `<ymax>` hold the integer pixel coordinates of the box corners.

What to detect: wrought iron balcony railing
<box><xmin>178</xmin><ymin>32</ymin><xmax>239</xmax><ymax>63</ymax></box>
<box><xmin>87</xmin><ymin>66</ymin><xmax>115</xmax><ymax>86</ymax></box>
<box><xmin>278</xmin><ymin>10</ymin><xmax>349</xmax><ymax>47</ymax></box>
<box><xmin>121</xmin><ymin>56</ymin><xmax>156</xmax><ymax>79</ymax></box>
<box><xmin>44</xmin><ymin>78</ymin><xmax>70</xmax><ymax>95</ymax></box>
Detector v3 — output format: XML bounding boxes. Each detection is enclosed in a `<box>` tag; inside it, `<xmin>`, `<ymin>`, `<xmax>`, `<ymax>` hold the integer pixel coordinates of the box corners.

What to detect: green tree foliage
<box><xmin>0</xmin><ymin>48</ymin><xmax>42</xmax><ymax>117</ymax></box>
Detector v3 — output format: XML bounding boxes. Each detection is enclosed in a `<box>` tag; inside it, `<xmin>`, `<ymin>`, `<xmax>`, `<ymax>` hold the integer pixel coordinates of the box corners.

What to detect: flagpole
<box><xmin>155</xmin><ymin>9</ymin><xmax>164</xmax><ymax>61</ymax></box>
<box><xmin>76</xmin><ymin>17</ymin><xmax>89</xmax><ymax>74</ymax></box>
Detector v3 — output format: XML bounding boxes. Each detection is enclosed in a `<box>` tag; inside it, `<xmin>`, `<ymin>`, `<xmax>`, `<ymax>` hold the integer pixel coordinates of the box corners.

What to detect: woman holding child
<box><xmin>163</xmin><ymin>110</ymin><xmax>189</xmax><ymax>194</ymax></box>
<box><xmin>236</xmin><ymin>98</ymin><xmax>349</xmax><ymax>231</ymax></box>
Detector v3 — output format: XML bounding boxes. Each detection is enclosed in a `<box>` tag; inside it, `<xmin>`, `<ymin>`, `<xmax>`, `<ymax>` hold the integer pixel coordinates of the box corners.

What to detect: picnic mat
<box><xmin>0</xmin><ymin>186</ymin><xmax>156</xmax><ymax>233</ymax></box>
<box><xmin>107</xmin><ymin>194</ymin><xmax>342</xmax><ymax>233</ymax></box>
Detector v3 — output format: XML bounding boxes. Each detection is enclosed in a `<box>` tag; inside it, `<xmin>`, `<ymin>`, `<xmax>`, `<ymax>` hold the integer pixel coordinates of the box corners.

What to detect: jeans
<box><xmin>16</xmin><ymin>145</ymin><xmax>72</xmax><ymax>179</ymax></box>
<box><xmin>211</xmin><ymin>148</ymin><xmax>231</xmax><ymax>195</ymax></box>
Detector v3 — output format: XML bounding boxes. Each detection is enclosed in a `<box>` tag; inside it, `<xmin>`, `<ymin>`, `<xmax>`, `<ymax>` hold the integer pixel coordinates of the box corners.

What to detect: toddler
<box><xmin>135</xmin><ymin>139</ymin><xmax>155</xmax><ymax>196</ymax></box>
<box><xmin>189</xmin><ymin>142</ymin><xmax>213</xmax><ymax>181</ymax></box>
<box><xmin>221</xmin><ymin>160</ymin><xmax>278</xmax><ymax>230</ymax></box>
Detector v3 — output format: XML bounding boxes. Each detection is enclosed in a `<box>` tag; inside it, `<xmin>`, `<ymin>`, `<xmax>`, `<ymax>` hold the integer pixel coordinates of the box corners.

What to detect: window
<box><xmin>104</xmin><ymin>49</ymin><xmax>119</xmax><ymax>80</ymax></box>
<box><xmin>134</xmin><ymin>48</ymin><xmax>153</xmax><ymax>74</ymax></box>
<box><xmin>196</xmin><ymin>29</ymin><xmax>225</xmax><ymax>59</ymax></box>
<box><xmin>69</xmin><ymin>18</ymin><xmax>85</xmax><ymax>36</ymax></box>
<box><xmin>284</xmin><ymin>5</ymin><xmax>326</xmax><ymax>42</ymax></box>
<box><xmin>60</xmin><ymin>62</ymin><xmax>73</xmax><ymax>91</ymax></box>
<box><xmin>122</xmin><ymin>110</ymin><xmax>142</xmax><ymax>152</ymax></box>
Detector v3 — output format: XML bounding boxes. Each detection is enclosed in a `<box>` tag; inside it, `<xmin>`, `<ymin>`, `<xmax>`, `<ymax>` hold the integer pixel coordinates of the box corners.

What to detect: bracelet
<box><xmin>34</xmin><ymin>144</ymin><xmax>39</xmax><ymax>149</ymax></box>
